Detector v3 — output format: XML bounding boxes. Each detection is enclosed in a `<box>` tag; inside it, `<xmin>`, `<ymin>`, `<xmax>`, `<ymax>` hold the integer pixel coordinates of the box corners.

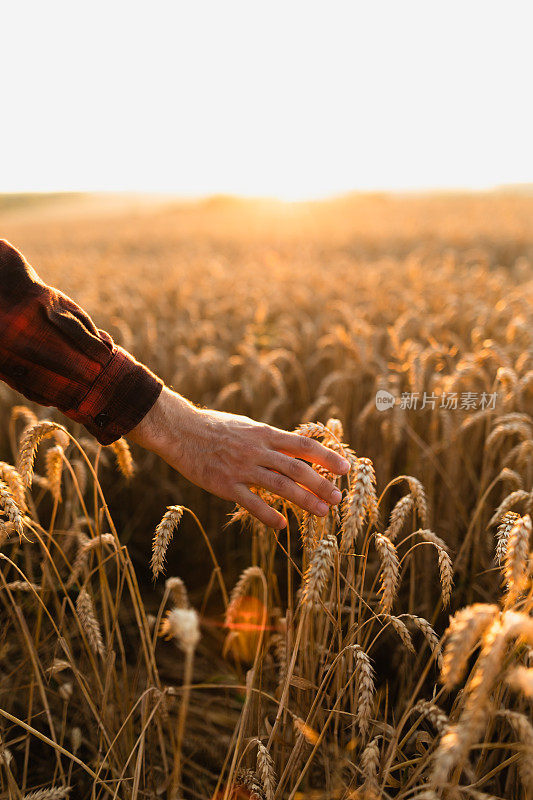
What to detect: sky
<box><xmin>1</xmin><ymin>1</ymin><xmax>532</xmax><ymax>200</ymax></box>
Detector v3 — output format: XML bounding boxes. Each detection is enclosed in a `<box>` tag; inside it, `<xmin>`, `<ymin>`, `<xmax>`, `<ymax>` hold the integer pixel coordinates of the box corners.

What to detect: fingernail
<box><xmin>317</xmin><ymin>501</ymin><xmax>329</xmax><ymax>515</ymax></box>
<box><xmin>332</xmin><ymin>489</ymin><xmax>342</xmax><ymax>503</ymax></box>
<box><xmin>339</xmin><ymin>458</ymin><xmax>350</xmax><ymax>472</ymax></box>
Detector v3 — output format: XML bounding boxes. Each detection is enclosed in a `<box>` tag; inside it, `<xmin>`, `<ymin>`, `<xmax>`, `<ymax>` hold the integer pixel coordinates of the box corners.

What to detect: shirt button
<box><xmin>12</xmin><ymin>365</ymin><xmax>27</xmax><ymax>377</ymax></box>
<box><xmin>94</xmin><ymin>412</ymin><xmax>109</xmax><ymax>428</ymax></box>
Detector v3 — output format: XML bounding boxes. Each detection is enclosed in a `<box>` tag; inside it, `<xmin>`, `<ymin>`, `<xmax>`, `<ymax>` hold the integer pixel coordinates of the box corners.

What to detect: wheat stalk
<box><xmin>151</xmin><ymin>505</ymin><xmax>183</xmax><ymax>580</ymax></box>
<box><xmin>22</xmin><ymin>790</ymin><xmax>70</xmax><ymax>800</ymax></box>
<box><xmin>412</xmin><ymin>700</ymin><xmax>449</xmax><ymax>734</ymax></box>
<box><xmin>504</xmin><ymin>514</ymin><xmax>531</xmax><ymax>598</ymax></box>
<box><xmin>300</xmin><ymin>534</ymin><xmax>337</xmax><ymax>607</ymax></box>
<box><xmin>407</xmin><ymin>477</ymin><xmax>429</xmax><ymax>526</ymax></box>
<box><xmin>11</xmin><ymin>404</ymin><xmax>38</xmax><ymax>431</ymax></box>
<box><xmin>352</xmin><ymin>644</ymin><xmax>375</xmax><ymax>739</ymax></box>
<box><xmin>108</xmin><ymin>437</ymin><xmax>135</xmax><ymax>480</ymax></box>
<box><xmin>0</xmin><ymin>462</ymin><xmax>26</xmax><ymax>510</ymax></box>
<box><xmin>340</xmin><ymin>457</ymin><xmax>377</xmax><ymax>553</ymax></box>
<box><xmin>164</xmin><ymin>603</ymin><xmax>200</xmax><ymax>799</ymax></box>
<box><xmin>46</xmin><ymin>659</ymin><xmax>72</xmax><ymax>677</ymax></box>
<box><xmin>0</xmin><ymin>521</ymin><xmax>15</xmax><ymax>545</ymax></box>
<box><xmin>386</xmin><ymin>615</ymin><xmax>415</xmax><ymax>653</ymax></box>
<box><xmin>374</xmin><ymin>533</ymin><xmax>399</xmax><ymax>613</ymax></box>
<box><xmin>225</xmin><ymin>566</ymin><xmax>264</xmax><ymax>627</ymax></box>
<box><xmin>76</xmin><ymin>588</ymin><xmax>104</xmax><ymax>658</ymax></box>
<box><xmin>440</xmin><ymin>604</ymin><xmax>499</xmax><ymax>689</ymax></box>
<box><xmin>325</xmin><ymin>417</ymin><xmax>344</xmax><ymax>441</ymax></box>
<box><xmin>67</xmin><ymin>533</ymin><xmax>115</xmax><ymax>588</ymax></box>
<box><xmin>0</xmin><ymin>479</ymin><xmax>24</xmax><ymax>539</ymax></box>
<box><xmin>385</xmin><ymin>493</ymin><xmax>414</xmax><ymax>542</ymax></box>
<box><xmin>165</xmin><ymin>576</ymin><xmax>189</xmax><ymax>608</ymax></box>
<box><xmin>18</xmin><ymin>421</ymin><xmax>68</xmax><ymax>487</ymax></box>
<box><xmin>495</xmin><ymin>511</ymin><xmax>521</xmax><ymax>564</ymax></box>
<box><xmin>489</xmin><ymin>491</ymin><xmax>529</xmax><ymax>527</ymax></box>
<box><xmin>294</xmin><ymin>421</ymin><xmax>343</xmax><ymax>447</ymax></box>
<box><xmin>254</xmin><ymin>739</ymin><xmax>276</xmax><ymax>800</ymax></box>
<box><xmin>233</xmin><ymin>770</ymin><xmax>265</xmax><ymax>800</ymax></box>
<box><xmin>45</xmin><ymin>445</ymin><xmax>64</xmax><ymax>503</ymax></box>
<box><xmin>4</xmin><ymin>580</ymin><xmax>39</xmax><ymax>592</ymax></box>
<box><xmin>298</xmin><ymin>511</ymin><xmax>318</xmax><ymax>552</ymax></box>
<box><xmin>361</xmin><ymin>736</ymin><xmax>380</xmax><ymax>788</ymax></box>
<box><xmin>406</xmin><ymin>615</ymin><xmax>443</xmax><ymax>669</ymax></box>
<box><xmin>417</xmin><ymin>530</ymin><xmax>454</xmax><ymax>607</ymax></box>
<box><xmin>436</xmin><ymin>548</ymin><xmax>454</xmax><ymax>607</ymax></box>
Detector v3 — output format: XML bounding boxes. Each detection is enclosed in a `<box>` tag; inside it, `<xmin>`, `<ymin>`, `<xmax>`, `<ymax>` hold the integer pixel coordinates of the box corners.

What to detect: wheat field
<box><xmin>0</xmin><ymin>192</ymin><xmax>532</xmax><ymax>799</ymax></box>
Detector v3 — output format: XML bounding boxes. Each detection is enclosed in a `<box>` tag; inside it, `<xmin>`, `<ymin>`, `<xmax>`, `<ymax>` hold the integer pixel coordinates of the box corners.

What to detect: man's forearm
<box><xmin>0</xmin><ymin>239</ymin><xmax>163</xmax><ymax>445</ymax></box>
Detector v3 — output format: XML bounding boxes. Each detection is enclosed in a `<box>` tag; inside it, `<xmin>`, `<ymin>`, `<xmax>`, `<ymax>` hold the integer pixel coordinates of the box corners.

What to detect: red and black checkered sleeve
<box><xmin>0</xmin><ymin>240</ymin><xmax>163</xmax><ymax>445</ymax></box>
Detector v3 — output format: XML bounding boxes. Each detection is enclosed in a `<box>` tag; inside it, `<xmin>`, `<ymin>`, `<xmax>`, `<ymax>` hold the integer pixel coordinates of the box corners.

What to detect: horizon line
<box><xmin>1</xmin><ymin>183</ymin><xmax>533</xmax><ymax>204</ymax></box>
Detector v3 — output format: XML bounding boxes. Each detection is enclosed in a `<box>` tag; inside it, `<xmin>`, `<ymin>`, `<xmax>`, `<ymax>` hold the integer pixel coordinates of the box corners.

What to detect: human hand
<box><xmin>128</xmin><ymin>387</ymin><xmax>350</xmax><ymax>529</ymax></box>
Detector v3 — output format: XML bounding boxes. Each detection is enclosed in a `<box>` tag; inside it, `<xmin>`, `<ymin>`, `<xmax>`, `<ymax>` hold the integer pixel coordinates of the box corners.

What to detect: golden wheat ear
<box><xmin>151</xmin><ymin>504</ymin><xmax>184</xmax><ymax>580</ymax></box>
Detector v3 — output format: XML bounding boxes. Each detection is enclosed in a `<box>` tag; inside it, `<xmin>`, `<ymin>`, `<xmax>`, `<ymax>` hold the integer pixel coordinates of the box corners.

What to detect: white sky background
<box><xmin>1</xmin><ymin>1</ymin><xmax>532</xmax><ymax>199</ymax></box>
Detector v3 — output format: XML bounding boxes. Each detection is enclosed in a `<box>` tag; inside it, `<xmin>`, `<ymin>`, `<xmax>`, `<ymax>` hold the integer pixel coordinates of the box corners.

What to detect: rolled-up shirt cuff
<box><xmin>70</xmin><ymin>346</ymin><xmax>164</xmax><ymax>445</ymax></box>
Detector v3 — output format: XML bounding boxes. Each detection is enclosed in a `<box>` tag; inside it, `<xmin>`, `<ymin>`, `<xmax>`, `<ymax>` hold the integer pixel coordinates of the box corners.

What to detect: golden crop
<box><xmin>0</xmin><ymin>192</ymin><xmax>532</xmax><ymax>798</ymax></box>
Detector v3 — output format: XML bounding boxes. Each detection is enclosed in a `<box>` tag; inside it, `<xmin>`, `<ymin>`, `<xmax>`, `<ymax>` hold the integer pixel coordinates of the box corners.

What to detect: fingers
<box><xmin>234</xmin><ymin>485</ymin><xmax>287</xmax><ymax>530</ymax></box>
<box><xmin>262</xmin><ymin>451</ymin><xmax>342</xmax><ymax>506</ymax></box>
<box><xmin>253</xmin><ymin>467</ymin><xmax>332</xmax><ymax>517</ymax></box>
<box><xmin>268</xmin><ymin>429</ymin><xmax>350</xmax><ymax>475</ymax></box>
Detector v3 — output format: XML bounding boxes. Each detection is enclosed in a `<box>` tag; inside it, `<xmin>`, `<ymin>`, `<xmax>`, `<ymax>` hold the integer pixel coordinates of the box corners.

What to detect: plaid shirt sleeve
<box><xmin>0</xmin><ymin>239</ymin><xmax>163</xmax><ymax>445</ymax></box>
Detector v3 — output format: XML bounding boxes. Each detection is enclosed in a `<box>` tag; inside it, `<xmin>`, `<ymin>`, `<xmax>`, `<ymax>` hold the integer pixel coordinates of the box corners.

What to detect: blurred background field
<box><xmin>1</xmin><ymin>191</ymin><xmax>533</xmax><ymax>798</ymax></box>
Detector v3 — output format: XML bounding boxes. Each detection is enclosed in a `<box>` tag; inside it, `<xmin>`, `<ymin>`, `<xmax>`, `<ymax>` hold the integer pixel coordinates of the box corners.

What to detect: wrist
<box><xmin>127</xmin><ymin>386</ymin><xmax>198</xmax><ymax>456</ymax></box>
